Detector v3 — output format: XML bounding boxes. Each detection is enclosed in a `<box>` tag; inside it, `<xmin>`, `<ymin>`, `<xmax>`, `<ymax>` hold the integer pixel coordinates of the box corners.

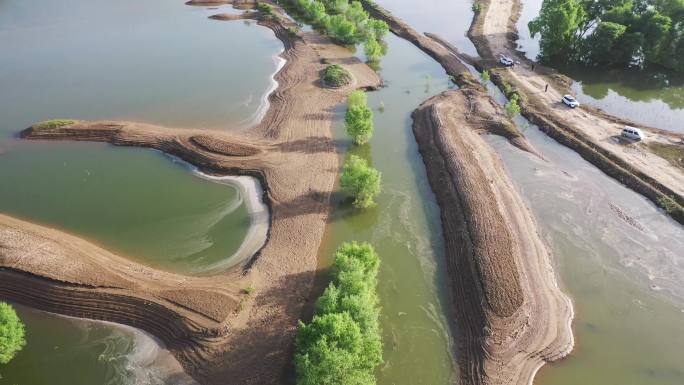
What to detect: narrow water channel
<box><xmin>0</xmin><ymin>0</ymin><xmax>281</xmax><ymax>382</ymax></box>
<box><xmin>319</xmin><ymin>34</ymin><xmax>457</xmax><ymax>385</ymax></box>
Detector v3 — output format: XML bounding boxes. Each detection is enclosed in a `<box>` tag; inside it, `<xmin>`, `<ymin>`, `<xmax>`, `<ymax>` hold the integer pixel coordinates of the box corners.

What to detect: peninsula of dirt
<box><xmin>1</xmin><ymin>3</ymin><xmax>380</xmax><ymax>384</ymax></box>
<box><xmin>412</xmin><ymin>90</ymin><xmax>574</xmax><ymax>385</ymax></box>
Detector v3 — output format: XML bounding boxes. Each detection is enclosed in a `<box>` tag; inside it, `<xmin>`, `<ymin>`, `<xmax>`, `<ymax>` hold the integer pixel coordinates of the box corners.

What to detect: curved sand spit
<box><xmin>412</xmin><ymin>90</ymin><xmax>574</xmax><ymax>385</ymax></box>
<box><xmin>1</xmin><ymin>3</ymin><xmax>381</xmax><ymax>384</ymax></box>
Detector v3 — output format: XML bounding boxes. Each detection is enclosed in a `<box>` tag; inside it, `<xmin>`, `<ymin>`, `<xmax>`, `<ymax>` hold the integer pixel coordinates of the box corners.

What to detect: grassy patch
<box><xmin>647</xmin><ymin>142</ymin><xmax>684</xmax><ymax>170</ymax></box>
<box><xmin>33</xmin><ymin>119</ymin><xmax>76</xmax><ymax>130</ymax></box>
<box><xmin>322</xmin><ymin>64</ymin><xmax>351</xmax><ymax>87</ymax></box>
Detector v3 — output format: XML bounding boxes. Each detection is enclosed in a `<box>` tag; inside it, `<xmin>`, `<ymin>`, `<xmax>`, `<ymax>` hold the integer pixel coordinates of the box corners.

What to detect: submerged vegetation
<box><xmin>345</xmin><ymin>90</ymin><xmax>374</xmax><ymax>144</ymax></box>
<box><xmin>323</xmin><ymin>64</ymin><xmax>352</xmax><ymax>87</ymax></box>
<box><xmin>0</xmin><ymin>302</ymin><xmax>26</xmax><ymax>364</ymax></box>
<box><xmin>529</xmin><ymin>0</ymin><xmax>684</xmax><ymax>71</ymax></box>
<box><xmin>276</xmin><ymin>0</ymin><xmax>389</xmax><ymax>61</ymax></box>
<box><xmin>295</xmin><ymin>242</ymin><xmax>382</xmax><ymax>385</ymax></box>
<box><xmin>341</xmin><ymin>155</ymin><xmax>381</xmax><ymax>208</ymax></box>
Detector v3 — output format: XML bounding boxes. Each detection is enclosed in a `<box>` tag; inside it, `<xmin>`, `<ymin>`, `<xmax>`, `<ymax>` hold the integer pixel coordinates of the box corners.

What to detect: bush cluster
<box><xmin>341</xmin><ymin>154</ymin><xmax>381</xmax><ymax>208</ymax></box>
<box><xmin>345</xmin><ymin>90</ymin><xmax>374</xmax><ymax>144</ymax></box>
<box><xmin>295</xmin><ymin>242</ymin><xmax>382</xmax><ymax>385</ymax></box>
<box><xmin>0</xmin><ymin>302</ymin><xmax>26</xmax><ymax>364</ymax></box>
<box><xmin>323</xmin><ymin>64</ymin><xmax>352</xmax><ymax>87</ymax></box>
<box><xmin>278</xmin><ymin>0</ymin><xmax>389</xmax><ymax>61</ymax></box>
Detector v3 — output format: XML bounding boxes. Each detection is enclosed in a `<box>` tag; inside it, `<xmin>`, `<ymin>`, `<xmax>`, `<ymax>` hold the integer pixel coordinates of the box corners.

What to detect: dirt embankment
<box><xmin>2</xmin><ymin>2</ymin><xmax>380</xmax><ymax>384</ymax></box>
<box><xmin>412</xmin><ymin>90</ymin><xmax>574</xmax><ymax>385</ymax></box>
<box><xmin>468</xmin><ymin>0</ymin><xmax>684</xmax><ymax>223</ymax></box>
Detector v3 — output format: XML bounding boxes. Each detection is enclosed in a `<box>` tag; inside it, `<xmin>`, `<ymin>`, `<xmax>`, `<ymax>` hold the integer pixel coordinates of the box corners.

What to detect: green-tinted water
<box><xmin>1</xmin><ymin>304</ymin><xmax>196</xmax><ymax>385</ymax></box>
<box><xmin>320</xmin><ymin>34</ymin><xmax>457</xmax><ymax>385</ymax></box>
<box><xmin>1</xmin><ymin>0</ymin><xmax>280</xmax><ymax>382</ymax></box>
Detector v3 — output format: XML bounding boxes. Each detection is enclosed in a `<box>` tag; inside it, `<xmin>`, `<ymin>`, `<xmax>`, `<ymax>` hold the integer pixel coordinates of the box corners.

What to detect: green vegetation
<box><xmin>243</xmin><ymin>286</ymin><xmax>256</xmax><ymax>295</ymax></box>
<box><xmin>257</xmin><ymin>2</ymin><xmax>276</xmax><ymax>18</ymax></box>
<box><xmin>529</xmin><ymin>0</ymin><xmax>684</xmax><ymax>71</ymax></box>
<box><xmin>33</xmin><ymin>119</ymin><xmax>76</xmax><ymax>130</ymax></box>
<box><xmin>345</xmin><ymin>90</ymin><xmax>374</xmax><ymax>144</ymax></box>
<box><xmin>295</xmin><ymin>242</ymin><xmax>382</xmax><ymax>385</ymax></box>
<box><xmin>323</xmin><ymin>64</ymin><xmax>352</xmax><ymax>87</ymax></box>
<box><xmin>505</xmin><ymin>94</ymin><xmax>522</xmax><ymax>118</ymax></box>
<box><xmin>0</xmin><ymin>302</ymin><xmax>26</xmax><ymax>364</ymax></box>
<box><xmin>647</xmin><ymin>142</ymin><xmax>684</xmax><ymax>169</ymax></box>
<box><xmin>480</xmin><ymin>70</ymin><xmax>491</xmax><ymax>83</ymax></box>
<box><xmin>472</xmin><ymin>2</ymin><xmax>483</xmax><ymax>13</ymax></box>
<box><xmin>657</xmin><ymin>195</ymin><xmax>681</xmax><ymax>213</ymax></box>
<box><xmin>341</xmin><ymin>155</ymin><xmax>381</xmax><ymax>208</ymax></box>
<box><xmin>277</xmin><ymin>0</ymin><xmax>389</xmax><ymax>61</ymax></box>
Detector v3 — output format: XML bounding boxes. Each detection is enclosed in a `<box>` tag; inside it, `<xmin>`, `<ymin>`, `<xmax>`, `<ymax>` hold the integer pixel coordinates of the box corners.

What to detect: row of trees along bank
<box><xmin>275</xmin><ymin>0</ymin><xmax>389</xmax><ymax>61</ymax></box>
<box><xmin>529</xmin><ymin>0</ymin><xmax>684</xmax><ymax>71</ymax></box>
<box><xmin>295</xmin><ymin>242</ymin><xmax>382</xmax><ymax>385</ymax></box>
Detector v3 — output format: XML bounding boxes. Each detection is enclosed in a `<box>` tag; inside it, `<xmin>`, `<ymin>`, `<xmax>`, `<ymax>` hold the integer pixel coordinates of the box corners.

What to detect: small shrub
<box><xmin>480</xmin><ymin>70</ymin><xmax>491</xmax><ymax>83</ymax></box>
<box><xmin>323</xmin><ymin>64</ymin><xmax>351</xmax><ymax>87</ymax></box>
<box><xmin>340</xmin><ymin>155</ymin><xmax>381</xmax><ymax>208</ymax></box>
<box><xmin>472</xmin><ymin>2</ymin><xmax>483</xmax><ymax>13</ymax></box>
<box><xmin>0</xmin><ymin>302</ymin><xmax>26</xmax><ymax>364</ymax></box>
<box><xmin>257</xmin><ymin>2</ymin><xmax>275</xmax><ymax>18</ymax></box>
<box><xmin>505</xmin><ymin>94</ymin><xmax>521</xmax><ymax>118</ymax></box>
<box><xmin>288</xmin><ymin>26</ymin><xmax>301</xmax><ymax>37</ymax></box>
<box><xmin>33</xmin><ymin>119</ymin><xmax>76</xmax><ymax>130</ymax></box>
<box><xmin>657</xmin><ymin>195</ymin><xmax>680</xmax><ymax>214</ymax></box>
<box><xmin>243</xmin><ymin>286</ymin><xmax>255</xmax><ymax>295</ymax></box>
<box><xmin>345</xmin><ymin>90</ymin><xmax>374</xmax><ymax>144</ymax></box>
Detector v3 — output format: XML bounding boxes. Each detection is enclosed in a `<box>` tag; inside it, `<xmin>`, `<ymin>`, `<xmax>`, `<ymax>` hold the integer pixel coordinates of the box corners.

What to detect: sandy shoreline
<box><xmin>1</xmin><ymin>2</ymin><xmax>381</xmax><ymax>384</ymax></box>
<box><xmin>412</xmin><ymin>90</ymin><xmax>574</xmax><ymax>385</ymax></box>
<box><xmin>165</xmin><ymin>153</ymin><xmax>270</xmax><ymax>273</ymax></box>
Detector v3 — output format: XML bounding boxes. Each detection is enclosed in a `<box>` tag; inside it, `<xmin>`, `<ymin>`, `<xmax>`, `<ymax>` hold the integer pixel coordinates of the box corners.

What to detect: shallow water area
<box><xmin>320</xmin><ymin>34</ymin><xmax>457</xmax><ymax>385</ymax></box>
<box><xmin>483</xmin><ymin>82</ymin><xmax>684</xmax><ymax>384</ymax></box>
<box><xmin>0</xmin><ymin>304</ymin><xmax>197</xmax><ymax>385</ymax></box>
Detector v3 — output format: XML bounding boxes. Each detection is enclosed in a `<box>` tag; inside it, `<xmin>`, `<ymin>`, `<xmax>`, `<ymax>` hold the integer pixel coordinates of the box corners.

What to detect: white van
<box><xmin>622</xmin><ymin>126</ymin><xmax>645</xmax><ymax>141</ymax></box>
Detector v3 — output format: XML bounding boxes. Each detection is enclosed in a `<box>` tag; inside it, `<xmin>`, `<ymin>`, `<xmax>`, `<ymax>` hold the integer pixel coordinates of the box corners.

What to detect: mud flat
<box><xmin>412</xmin><ymin>90</ymin><xmax>574</xmax><ymax>385</ymax></box>
<box><xmin>1</xmin><ymin>3</ymin><xmax>380</xmax><ymax>384</ymax></box>
<box><xmin>467</xmin><ymin>0</ymin><xmax>684</xmax><ymax>223</ymax></box>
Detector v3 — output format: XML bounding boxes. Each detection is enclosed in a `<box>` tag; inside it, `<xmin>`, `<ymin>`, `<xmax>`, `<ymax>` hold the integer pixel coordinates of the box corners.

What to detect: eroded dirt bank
<box><xmin>468</xmin><ymin>0</ymin><xmax>684</xmax><ymax>223</ymax></box>
<box><xmin>1</xmin><ymin>2</ymin><xmax>380</xmax><ymax>384</ymax></box>
<box><xmin>412</xmin><ymin>90</ymin><xmax>574</xmax><ymax>385</ymax></box>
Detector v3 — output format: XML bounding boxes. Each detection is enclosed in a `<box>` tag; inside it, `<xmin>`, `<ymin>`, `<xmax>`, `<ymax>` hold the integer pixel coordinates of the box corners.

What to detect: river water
<box><xmin>319</xmin><ymin>34</ymin><xmax>457</xmax><ymax>385</ymax></box>
<box><xmin>0</xmin><ymin>0</ymin><xmax>280</xmax><ymax>383</ymax></box>
<box><xmin>366</xmin><ymin>1</ymin><xmax>684</xmax><ymax>384</ymax></box>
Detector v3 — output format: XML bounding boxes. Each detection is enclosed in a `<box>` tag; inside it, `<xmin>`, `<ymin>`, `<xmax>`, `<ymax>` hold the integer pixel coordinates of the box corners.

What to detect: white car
<box><xmin>622</xmin><ymin>126</ymin><xmax>645</xmax><ymax>141</ymax></box>
<box><xmin>499</xmin><ymin>55</ymin><xmax>514</xmax><ymax>67</ymax></box>
<box><xmin>561</xmin><ymin>94</ymin><xmax>580</xmax><ymax>108</ymax></box>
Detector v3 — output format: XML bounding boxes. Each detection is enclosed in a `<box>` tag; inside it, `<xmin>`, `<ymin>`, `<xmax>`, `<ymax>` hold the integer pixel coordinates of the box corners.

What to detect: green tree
<box><xmin>347</xmin><ymin>90</ymin><xmax>368</xmax><ymax>108</ymax></box>
<box><xmin>295</xmin><ymin>242</ymin><xmax>382</xmax><ymax>385</ymax></box>
<box><xmin>341</xmin><ymin>155</ymin><xmax>381</xmax><ymax>208</ymax></box>
<box><xmin>345</xmin><ymin>104</ymin><xmax>374</xmax><ymax>144</ymax></box>
<box><xmin>529</xmin><ymin>0</ymin><xmax>587</xmax><ymax>61</ymax></box>
<box><xmin>583</xmin><ymin>22</ymin><xmax>628</xmax><ymax>64</ymax></box>
<box><xmin>0</xmin><ymin>302</ymin><xmax>26</xmax><ymax>364</ymax></box>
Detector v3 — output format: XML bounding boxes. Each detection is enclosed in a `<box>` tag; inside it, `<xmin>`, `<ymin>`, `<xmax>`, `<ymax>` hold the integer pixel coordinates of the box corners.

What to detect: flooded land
<box><xmin>1</xmin><ymin>0</ymin><xmax>682</xmax><ymax>384</ymax></box>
